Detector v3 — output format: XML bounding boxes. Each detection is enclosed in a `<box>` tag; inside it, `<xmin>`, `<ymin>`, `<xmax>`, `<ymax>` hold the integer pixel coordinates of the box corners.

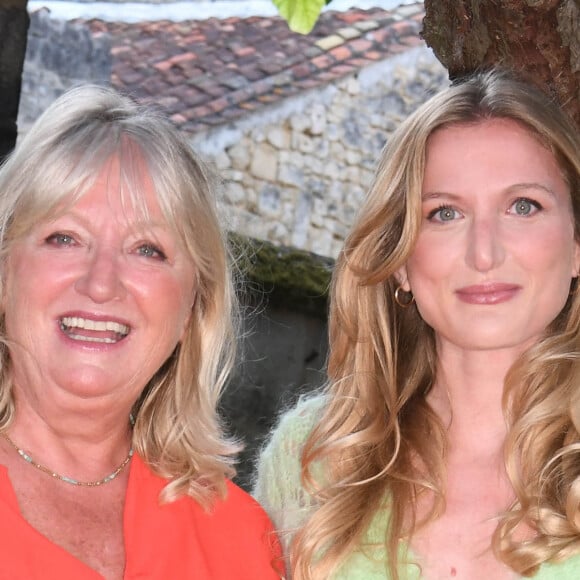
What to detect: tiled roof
<box><xmin>85</xmin><ymin>3</ymin><xmax>425</xmax><ymax>134</ymax></box>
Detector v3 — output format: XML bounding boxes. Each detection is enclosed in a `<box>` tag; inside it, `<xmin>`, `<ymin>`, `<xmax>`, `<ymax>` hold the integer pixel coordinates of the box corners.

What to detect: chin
<box><xmin>454</xmin><ymin>333</ymin><xmax>540</xmax><ymax>353</ymax></box>
<box><xmin>56</xmin><ymin>368</ymin><xmax>126</xmax><ymax>398</ymax></box>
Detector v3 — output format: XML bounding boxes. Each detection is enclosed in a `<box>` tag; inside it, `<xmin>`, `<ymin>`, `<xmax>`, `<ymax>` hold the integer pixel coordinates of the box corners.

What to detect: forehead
<box><xmin>423</xmin><ymin>119</ymin><xmax>566</xmax><ymax>196</ymax></box>
<box><xmin>59</xmin><ymin>155</ymin><xmax>167</xmax><ymax>228</ymax></box>
<box><xmin>427</xmin><ymin>118</ymin><xmax>551</xmax><ymax>157</ymax></box>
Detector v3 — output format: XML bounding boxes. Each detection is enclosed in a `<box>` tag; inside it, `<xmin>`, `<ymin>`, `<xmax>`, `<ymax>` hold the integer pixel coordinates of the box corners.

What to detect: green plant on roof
<box><xmin>273</xmin><ymin>0</ymin><xmax>332</xmax><ymax>34</ymax></box>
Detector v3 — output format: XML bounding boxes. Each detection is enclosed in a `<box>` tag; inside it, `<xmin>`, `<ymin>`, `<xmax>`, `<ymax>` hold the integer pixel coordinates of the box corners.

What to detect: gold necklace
<box><xmin>1</xmin><ymin>432</ymin><xmax>134</xmax><ymax>487</ymax></box>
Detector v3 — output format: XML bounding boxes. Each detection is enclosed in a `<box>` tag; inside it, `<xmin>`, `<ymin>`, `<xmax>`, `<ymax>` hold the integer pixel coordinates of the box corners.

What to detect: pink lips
<box><xmin>455</xmin><ymin>283</ymin><xmax>521</xmax><ymax>305</ymax></box>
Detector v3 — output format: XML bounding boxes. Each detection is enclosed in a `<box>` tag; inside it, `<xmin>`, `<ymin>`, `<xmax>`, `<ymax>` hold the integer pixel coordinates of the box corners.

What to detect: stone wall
<box><xmin>18</xmin><ymin>10</ymin><xmax>111</xmax><ymax>133</ymax></box>
<box><xmin>194</xmin><ymin>46</ymin><xmax>448</xmax><ymax>258</ymax></box>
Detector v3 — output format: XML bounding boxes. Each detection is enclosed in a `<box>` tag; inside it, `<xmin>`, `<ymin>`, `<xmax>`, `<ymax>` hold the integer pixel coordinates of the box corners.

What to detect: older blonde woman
<box><xmin>255</xmin><ymin>69</ymin><xmax>580</xmax><ymax>579</ymax></box>
<box><xmin>0</xmin><ymin>85</ymin><xmax>281</xmax><ymax>579</ymax></box>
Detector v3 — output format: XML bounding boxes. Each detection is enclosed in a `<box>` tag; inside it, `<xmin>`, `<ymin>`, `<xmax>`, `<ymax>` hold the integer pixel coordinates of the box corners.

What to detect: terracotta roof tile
<box><xmin>329</xmin><ymin>45</ymin><xmax>353</xmax><ymax>61</ymax></box>
<box><xmin>82</xmin><ymin>3</ymin><xmax>426</xmax><ymax>134</ymax></box>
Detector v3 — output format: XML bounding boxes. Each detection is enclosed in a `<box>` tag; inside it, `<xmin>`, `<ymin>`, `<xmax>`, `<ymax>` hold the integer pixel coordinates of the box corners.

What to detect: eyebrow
<box><xmin>57</xmin><ymin>210</ymin><xmax>170</xmax><ymax>232</ymax></box>
<box><xmin>421</xmin><ymin>182</ymin><xmax>558</xmax><ymax>201</ymax></box>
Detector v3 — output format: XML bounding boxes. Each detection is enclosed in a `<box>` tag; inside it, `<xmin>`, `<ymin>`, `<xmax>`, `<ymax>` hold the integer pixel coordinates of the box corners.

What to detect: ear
<box><xmin>573</xmin><ymin>239</ymin><xmax>580</xmax><ymax>278</ymax></box>
<box><xmin>394</xmin><ymin>264</ymin><xmax>412</xmax><ymax>292</ymax></box>
<box><xmin>179</xmin><ymin>291</ymin><xmax>197</xmax><ymax>343</ymax></box>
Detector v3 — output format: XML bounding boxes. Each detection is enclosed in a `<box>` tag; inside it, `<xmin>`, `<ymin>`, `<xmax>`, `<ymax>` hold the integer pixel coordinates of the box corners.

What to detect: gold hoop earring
<box><xmin>394</xmin><ymin>286</ymin><xmax>414</xmax><ymax>308</ymax></box>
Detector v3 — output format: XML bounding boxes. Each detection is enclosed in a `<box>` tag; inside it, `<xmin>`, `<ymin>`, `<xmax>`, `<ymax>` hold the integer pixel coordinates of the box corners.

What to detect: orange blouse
<box><xmin>0</xmin><ymin>453</ymin><xmax>282</xmax><ymax>579</ymax></box>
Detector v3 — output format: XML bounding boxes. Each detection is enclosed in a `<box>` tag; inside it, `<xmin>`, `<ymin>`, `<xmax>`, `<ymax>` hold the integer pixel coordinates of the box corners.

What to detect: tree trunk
<box><xmin>0</xmin><ymin>0</ymin><xmax>29</xmax><ymax>162</ymax></box>
<box><xmin>422</xmin><ymin>0</ymin><xmax>580</xmax><ymax>129</ymax></box>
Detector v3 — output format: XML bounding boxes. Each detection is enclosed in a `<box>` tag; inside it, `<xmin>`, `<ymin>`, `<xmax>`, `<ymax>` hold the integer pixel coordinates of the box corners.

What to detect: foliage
<box><xmin>272</xmin><ymin>0</ymin><xmax>328</xmax><ymax>34</ymax></box>
<box><xmin>229</xmin><ymin>232</ymin><xmax>333</xmax><ymax>319</ymax></box>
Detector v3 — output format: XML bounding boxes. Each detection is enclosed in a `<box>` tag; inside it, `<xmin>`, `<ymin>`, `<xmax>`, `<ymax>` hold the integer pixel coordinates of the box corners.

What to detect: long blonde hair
<box><xmin>0</xmin><ymin>85</ymin><xmax>239</xmax><ymax>506</ymax></box>
<box><xmin>292</xmin><ymin>68</ymin><xmax>580</xmax><ymax>578</ymax></box>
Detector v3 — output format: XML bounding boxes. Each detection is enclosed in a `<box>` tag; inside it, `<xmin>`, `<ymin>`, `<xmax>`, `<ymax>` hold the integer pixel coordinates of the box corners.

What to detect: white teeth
<box><xmin>66</xmin><ymin>334</ymin><xmax>119</xmax><ymax>344</ymax></box>
<box><xmin>60</xmin><ymin>317</ymin><xmax>129</xmax><ymax>336</ymax></box>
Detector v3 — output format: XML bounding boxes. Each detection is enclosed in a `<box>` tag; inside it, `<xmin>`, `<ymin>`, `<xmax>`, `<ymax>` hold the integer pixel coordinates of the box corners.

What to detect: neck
<box><xmin>6</xmin><ymin>394</ymin><xmax>134</xmax><ymax>484</ymax></box>
<box><xmin>428</xmin><ymin>343</ymin><xmax>521</xmax><ymax>454</ymax></box>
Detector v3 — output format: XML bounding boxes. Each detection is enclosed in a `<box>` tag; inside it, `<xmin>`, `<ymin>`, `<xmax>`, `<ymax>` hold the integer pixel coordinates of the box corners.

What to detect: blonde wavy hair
<box><xmin>0</xmin><ymin>85</ymin><xmax>239</xmax><ymax>506</ymax></box>
<box><xmin>292</xmin><ymin>68</ymin><xmax>580</xmax><ymax>578</ymax></box>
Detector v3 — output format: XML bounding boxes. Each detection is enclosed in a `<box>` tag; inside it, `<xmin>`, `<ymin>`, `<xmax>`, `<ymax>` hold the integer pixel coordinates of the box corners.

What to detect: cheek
<box><xmin>405</xmin><ymin>235</ymin><xmax>457</xmax><ymax>290</ymax></box>
<box><xmin>517</xmin><ymin>223</ymin><xmax>577</xmax><ymax>279</ymax></box>
<box><xmin>146</xmin><ymin>276</ymin><xmax>195</xmax><ymax>340</ymax></box>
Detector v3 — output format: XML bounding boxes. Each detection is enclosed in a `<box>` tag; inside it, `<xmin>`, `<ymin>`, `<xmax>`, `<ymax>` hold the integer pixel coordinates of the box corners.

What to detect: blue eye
<box><xmin>427</xmin><ymin>205</ymin><xmax>461</xmax><ymax>222</ymax></box>
<box><xmin>45</xmin><ymin>233</ymin><xmax>76</xmax><ymax>246</ymax></box>
<box><xmin>136</xmin><ymin>244</ymin><xmax>167</xmax><ymax>261</ymax></box>
<box><xmin>510</xmin><ymin>198</ymin><xmax>542</xmax><ymax>216</ymax></box>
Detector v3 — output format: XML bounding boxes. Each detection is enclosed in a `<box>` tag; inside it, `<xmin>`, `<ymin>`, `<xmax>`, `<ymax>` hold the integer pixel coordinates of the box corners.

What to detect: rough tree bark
<box><xmin>422</xmin><ymin>0</ymin><xmax>580</xmax><ymax>129</ymax></box>
<box><xmin>0</xmin><ymin>0</ymin><xmax>29</xmax><ymax>162</ymax></box>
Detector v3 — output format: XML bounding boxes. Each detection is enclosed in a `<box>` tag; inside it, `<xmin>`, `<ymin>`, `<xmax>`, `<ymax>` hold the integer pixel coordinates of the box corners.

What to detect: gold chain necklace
<box><xmin>1</xmin><ymin>432</ymin><xmax>134</xmax><ymax>487</ymax></box>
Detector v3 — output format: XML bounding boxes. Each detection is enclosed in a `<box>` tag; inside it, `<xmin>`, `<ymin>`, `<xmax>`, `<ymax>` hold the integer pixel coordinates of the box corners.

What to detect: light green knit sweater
<box><xmin>253</xmin><ymin>396</ymin><xmax>580</xmax><ymax>579</ymax></box>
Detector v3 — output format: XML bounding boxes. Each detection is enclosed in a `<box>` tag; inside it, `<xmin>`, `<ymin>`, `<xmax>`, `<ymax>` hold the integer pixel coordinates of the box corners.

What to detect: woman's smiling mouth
<box><xmin>59</xmin><ymin>317</ymin><xmax>130</xmax><ymax>344</ymax></box>
<box><xmin>455</xmin><ymin>283</ymin><xmax>521</xmax><ymax>305</ymax></box>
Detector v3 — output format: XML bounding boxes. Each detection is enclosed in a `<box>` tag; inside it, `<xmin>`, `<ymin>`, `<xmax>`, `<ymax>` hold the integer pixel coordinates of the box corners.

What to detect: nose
<box><xmin>465</xmin><ymin>215</ymin><xmax>505</xmax><ymax>273</ymax></box>
<box><xmin>75</xmin><ymin>245</ymin><xmax>126</xmax><ymax>303</ymax></box>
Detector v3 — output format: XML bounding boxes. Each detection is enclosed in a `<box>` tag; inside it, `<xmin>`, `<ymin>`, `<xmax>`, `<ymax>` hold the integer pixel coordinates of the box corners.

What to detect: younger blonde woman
<box><xmin>254</xmin><ymin>68</ymin><xmax>580</xmax><ymax>579</ymax></box>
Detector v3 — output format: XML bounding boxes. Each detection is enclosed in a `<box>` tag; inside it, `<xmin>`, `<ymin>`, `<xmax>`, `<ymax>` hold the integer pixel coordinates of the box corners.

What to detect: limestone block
<box><xmin>250</xmin><ymin>129</ymin><xmax>266</xmax><ymax>143</ymax></box>
<box><xmin>278</xmin><ymin>163</ymin><xmax>305</xmax><ymax>188</ymax></box>
<box><xmin>332</xmin><ymin>220</ymin><xmax>349</xmax><ymax>238</ymax></box>
<box><xmin>228</xmin><ymin>142</ymin><xmax>251</xmax><ymax>170</ymax></box>
<box><xmin>329</xmin><ymin>240</ymin><xmax>342</xmax><ymax>259</ymax></box>
<box><xmin>282</xmin><ymin>200</ymin><xmax>297</xmax><ymax>220</ymax></box>
<box><xmin>241</xmin><ymin>180</ymin><xmax>259</xmax><ymax>206</ymax></box>
<box><xmin>348</xmin><ymin>186</ymin><xmax>366</xmax><ymax>205</ymax></box>
<box><xmin>326</xmin><ymin>124</ymin><xmax>340</xmax><ymax>141</ymax></box>
<box><xmin>309</xmin><ymin>103</ymin><xmax>327</xmax><ymax>135</ymax></box>
<box><xmin>309</xmin><ymin>227</ymin><xmax>334</xmax><ymax>258</ymax></box>
<box><xmin>361</xmin><ymin>155</ymin><xmax>378</xmax><ymax>170</ymax></box>
<box><xmin>326</xmin><ymin>201</ymin><xmax>339</xmax><ymax>218</ymax></box>
<box><xmin>214</xmin><ymin>150</ymin><xmax>231</xmax><ymax>170</ymax></box>
<box><xmin>291</xmin><ymin>191</ymin><xmax>313</xmax><ymax>249</ymax></box>
<box><xmin>293</xmin><ymin>133</ymin><xmax>316</xmax><ymax>155</ymax></box>
<box><xmin>343</xmin><ymin>204</ymin><xmax>357</xmax><ymax>225</ymax></box>
<box><xmin>258</xmin><ymin>184</ymin><xmax>282</xmax><ymax>217</ymax></box>
<box><xmin>345</xmin><ymin>149</ymin><xmax>362</xmax><ymax>165</ymax></box>
<box><xmin>361</xmin><ymin>168</ymin><xmax>375</xmax><ymax>188</ymax></box>
<box><xmin>288</xmin><ymin>151</ymin><xmax>305</xmax><ymax>166</ymax></box>
<box><xmin>267</xmin><ymin>126</ymin><xmax>291</xmax><ymax>149</ymax></box>
<box><xmin>368</xmin><ymin>130</ymin><xmax>388</xmax><ymax>155</ymax></box>
<box><xmin>311</xmin><ymin>198</ymin><xmax>327</xmax><ymax>227</ymax></box>
<box><xmin>327</xmin><ymin>180</ymin><xmax>345</xmax><ymax>204</ymax></box>
<box><xmin>370</xmin><ymin>115</ymin><xmax>398</xmax><ymax>132</ymax></box>
<box><xmin>326</xmin><ymin>112</ymin><xmax>340</xmax><ymax>126</ymax></box>
<box><xmin>322</xmin><ymin>160</ymin><xmax>341</xmax><ymax>180</ymax></box>
<box><xmin>345</xmin><ymin>165</ymin><xmax>361</xmax><ymax>183</ymax></box>
<box><xmin>337</xmin><ymin>164</ymin><xmax>352</xmax><ymax>181</ymax></box>
<box><xmin>313</xmin><ymin>139</ymin><xmax>330</xmax><ymax>160</ymax></box>
<box><xmin>226</xmin><ymin>206</ymin><xmax>263</xmax><ymax>237</ymax></box>
<box><xmin>290</xmin><ymin>114</ymin><xmax>310</xmax><ymax>133</ymax></box>
<box><xmin>267</xmin><ymin>221</ymin><xmax>290</xmax><ymax>243</ymax></box>
<box><xmin>250</xmin><ymin>143</ymin><xmax>278</xmax><ymax>182</ymax></box>
<box><xmin>330</xmin><ymin>141</ymin><xmax>346</xmax><ymax>160</ymax></box>
<box><xmin>224</xmin><ymin>182</ymin><xmax>246</xmax><ymax>205</ymax></box>
<box><xmin>306</xmin><ymin>177</ymin><xmax>326</xmax><ymax>198</ymax></box>
<box><xmin>346</xmin><ymin>76</ymin><xmax>361</xmax><ymax>95</ymax></box>
<box><xmin>225</xmin><ymin>169</ymin><xmax>245</xmax><ymax>182</ymax></box>
<box><xmin>305</xmin><ymin>156</ymin><xmax>324</xmax><ymax>175</ymax></box>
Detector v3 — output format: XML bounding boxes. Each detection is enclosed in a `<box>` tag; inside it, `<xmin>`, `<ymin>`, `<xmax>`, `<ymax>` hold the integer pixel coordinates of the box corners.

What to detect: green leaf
<box><xmin>273</xmin><ymin>0</ymin><xmax>326</xmax><ymax>34</ymax></box>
